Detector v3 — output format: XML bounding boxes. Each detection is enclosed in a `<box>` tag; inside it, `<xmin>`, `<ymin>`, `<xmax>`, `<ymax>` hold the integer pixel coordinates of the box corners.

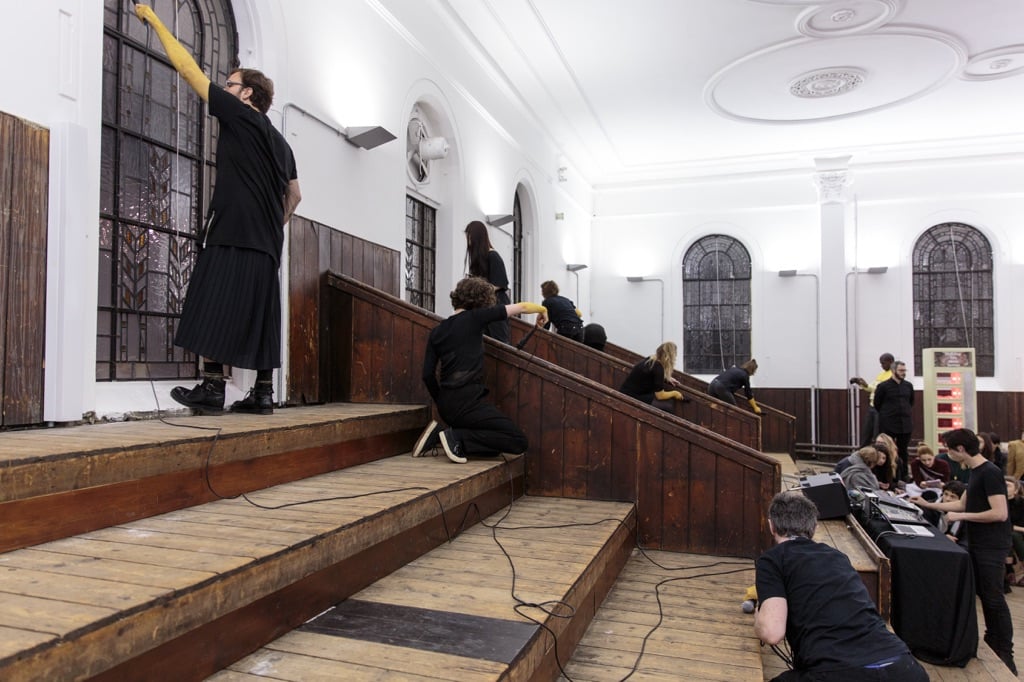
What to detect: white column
<box><xmin>813</xmin><ymin>157</ymin><xmax>852</xmax><ymax>389</ymax></box>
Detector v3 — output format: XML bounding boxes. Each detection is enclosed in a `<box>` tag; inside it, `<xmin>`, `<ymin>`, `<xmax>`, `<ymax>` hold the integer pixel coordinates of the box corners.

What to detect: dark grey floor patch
<box><xmin>301</xmin><ymin>599</ymin><xmax>537</xmax><ymax>663</ymax></box>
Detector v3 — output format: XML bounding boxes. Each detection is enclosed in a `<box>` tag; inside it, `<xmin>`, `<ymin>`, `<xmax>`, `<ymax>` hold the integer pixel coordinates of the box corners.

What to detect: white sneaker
<box><xmin>412</xmin><ymin>420</ymin><xmax>440</xmax><ymax>457</ymax></box>
<box><xmin>439</xmin><ymin>429</ymin><xmax>467</xmax><ymax>464</ymax></box>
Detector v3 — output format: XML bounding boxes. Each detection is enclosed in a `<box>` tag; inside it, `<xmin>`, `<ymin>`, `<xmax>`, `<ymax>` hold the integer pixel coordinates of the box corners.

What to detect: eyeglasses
<box><xmin>224</xmin><ymin>80</ymin><xmax>244</xmax><ymax>90</ymax></box>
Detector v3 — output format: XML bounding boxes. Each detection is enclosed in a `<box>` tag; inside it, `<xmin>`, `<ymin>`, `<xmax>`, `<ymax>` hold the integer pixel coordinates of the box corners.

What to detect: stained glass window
<box><xmin>97</xmin><ymin>0</ymin><xmax>236</xmax><ymax>380</ymax></box>
<box><xmin>683</xmin><ymin>235</ymin><xmax>752</xmax><ymax>373</ymax></box>
<box><xmin>913</xmin><ymin>223</ymin><xmax>994</xmax><ymax>376</ymax></box>
<box><xmin>405</xmin><ymin>195</ymin><xmax>437</xmax><ymax>312</ymax></box>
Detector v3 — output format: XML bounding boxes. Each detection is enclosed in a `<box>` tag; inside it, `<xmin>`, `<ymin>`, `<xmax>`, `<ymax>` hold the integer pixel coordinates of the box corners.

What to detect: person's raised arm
<box><xmin>134</xmin><ymin>4</ymin><xmax>211</xmax><ymax>100</ymax></box>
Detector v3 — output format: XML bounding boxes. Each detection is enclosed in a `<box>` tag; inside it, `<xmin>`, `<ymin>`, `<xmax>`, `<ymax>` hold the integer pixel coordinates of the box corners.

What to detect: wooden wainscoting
<box><xmin>323</xmin><ymin>274</ymin><xmax>780</xmax><ymax>558</ymax></box>
<box><xmin>287</xmin><ymin>217</ymin><xmax>400</xmax><ymax>405</ymax></box>
<box><xmin>0</xmin><ymin>111</ymin><xmax>49</xmax><ymax>427</ymax></box>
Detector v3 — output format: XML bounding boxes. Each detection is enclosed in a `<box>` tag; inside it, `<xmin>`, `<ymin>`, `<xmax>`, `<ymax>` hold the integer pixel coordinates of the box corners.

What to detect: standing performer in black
<box><xmin>465</xmin><ymin>220</ymin><xmax>511</xmax><ymax>343</ymax></box>
<box><xmin>134</xmin><ymin>4</ymin><xmax>301</xmax><ymax>416</ymax></box>
<box><xmin>413</xmin><ymin>277</ymin><xmax>545</xmax><ymax>463</ymax></box>
<box><xmin>874</xmin><ymin>360</ymin><xmax>914</xmax><ymax>482</ymax></box>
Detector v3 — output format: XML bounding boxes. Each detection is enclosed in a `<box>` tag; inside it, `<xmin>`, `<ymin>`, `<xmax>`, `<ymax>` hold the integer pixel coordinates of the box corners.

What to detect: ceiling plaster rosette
<box><xmin>961</xmin><ymin>45</ymin><xmax>1024</xmax><ymax>81</ymax></box>
<box><xmin>797</xmin><ymin>1</ymin><xmax>902</xmax><ymax>37</ymax></box>
<box><xmin>704</xmin><ymin>27</ymin><xmax>967</xmax><ymax>123</ymax></box>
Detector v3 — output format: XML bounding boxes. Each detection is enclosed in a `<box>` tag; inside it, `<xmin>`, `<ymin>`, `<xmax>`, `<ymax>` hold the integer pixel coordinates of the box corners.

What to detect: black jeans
<box><xmin>770</xmin><ymin>653</ymin><xmax>929</xmax><ymax>681</ymax></box>
<box><xmin>436</xmin><ymin>383</ymin><xmax>527</xmax><ymax>456</ymax></box>
<box><xmin>971</xmin><ymin>545</ymin><xmax>1015</xmax><ymax>655</ymax></box>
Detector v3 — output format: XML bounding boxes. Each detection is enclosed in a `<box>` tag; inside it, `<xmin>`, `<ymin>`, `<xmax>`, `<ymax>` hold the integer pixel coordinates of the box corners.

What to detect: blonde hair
<box><xmin>875</xmin><ymin>433</ymin><xmax>898</xmax><ymax>479</ymax></box>
<box><xmin>647</xmin><ymin>342</ymin><xmax>677</xmax><ymax>381</ymax></box>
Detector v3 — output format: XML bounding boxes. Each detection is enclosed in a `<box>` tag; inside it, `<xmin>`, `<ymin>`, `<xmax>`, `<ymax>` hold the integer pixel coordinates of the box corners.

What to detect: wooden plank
<box><xmin>2</xmin><ymin>114</ymin><xmax>48</xmax><ymax>425</ymax></box>
<box><xmin>0</xmin><ymin>114</ymin><xmax>14</xmax><ymax>424</ymax></box>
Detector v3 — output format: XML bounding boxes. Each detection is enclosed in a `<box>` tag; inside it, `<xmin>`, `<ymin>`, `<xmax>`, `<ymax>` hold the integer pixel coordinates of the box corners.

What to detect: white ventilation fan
<box><xmin>407</xmin><ymin>116</ymin><xmax>449</xmax><ymax>184</ymax></box>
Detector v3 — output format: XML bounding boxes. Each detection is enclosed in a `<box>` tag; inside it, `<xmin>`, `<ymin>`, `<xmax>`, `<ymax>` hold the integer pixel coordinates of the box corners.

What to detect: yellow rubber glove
<box><xmin>575</xmin><ymin>308</ymin><xmax>583</xmax><ymax>318</ymax></box>
<box><xmin>654</xmin><ymin>390</ymin><xmax>683</xmax><ymax>401</ymax></box>
<box><xmin>748</xmin><ymin>397</ymin><xmax>762</xmax><ymax>415</ymax></box>
<box><xmin>516</xmin><ymin>302</ymin><xmax>547</xmax><ymax>315</ymax></box>
<box><xmin>134</xmin><ymin>4</ymin><xmax>211</xmax><ymax>100</ymax></box>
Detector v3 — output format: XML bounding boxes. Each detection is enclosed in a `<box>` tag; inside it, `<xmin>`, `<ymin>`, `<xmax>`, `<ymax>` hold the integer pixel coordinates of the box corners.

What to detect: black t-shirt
<box><xmin>756</xmin><ymin>537</ymin><xmax>909</xmax><ymax>672</ymax></box>
<box><xmin>422</xmin><ymin>305</ymin><xmax>508</xmax><ymax>398</ymax></box>
<box><xmin>619</xmin><ymin>359</ymin><xmax>666</xmax><ymax>404</ymax></box>
<box><xmin>965</xmin><ymin>460</ymin><xmax>1011</xmax><ymax>550</ymax></box>
<box><xmin>542</xmin><ymin>294</ymin><xmax>581</xmax><ymax>335</ymax></box>
<box><xmin>205</xmin><ymin>85</ymin><xmax>298</xmax><ymax>262</ymax></box>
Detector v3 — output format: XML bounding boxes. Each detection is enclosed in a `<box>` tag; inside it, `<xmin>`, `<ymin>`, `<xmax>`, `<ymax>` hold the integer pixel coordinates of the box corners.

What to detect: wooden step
<box><xmin>563</xmin><ymin>549</ymin><xmax>762</xmax><ymax>681</ymax></box>
<box><xmin>208</xmin><ymin>496</ymin><xmax>636</xmax><ymax>681</ymax></box>
<box><xmin>0</xmin><ymin>403</ymin><xmax>427</xmax><ymax>552</ymax></box>
<box><xmin>0</xmin><ymin>452</ymin><xmax>523</xmax><ymax>681</ymax></box>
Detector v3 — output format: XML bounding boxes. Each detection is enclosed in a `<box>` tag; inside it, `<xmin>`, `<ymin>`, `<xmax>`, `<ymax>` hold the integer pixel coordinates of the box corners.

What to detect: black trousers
<box><xmin>859</xmin><ymin>406</ymin><xmax>880</xmax><ymax>448</ymax></box>
<box><xmin>770</xmin><ymin>652</ymin><xmax>928</xmax><ymax>681</ymax></box>
<box><xmin>436</xmin><ymin>383</ymin><xmax>527</xmax><ymax>456</ymax></box>
<box><xmin>708</xmin><ymin>379</ymin><xmax>736</xmax><ymax>405</ymax></box>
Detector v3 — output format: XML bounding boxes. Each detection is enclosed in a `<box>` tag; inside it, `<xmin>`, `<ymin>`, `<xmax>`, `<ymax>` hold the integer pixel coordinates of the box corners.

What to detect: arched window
<box><xmin>682</xmin><ymin>235</ymin><xmax>752</xmax><ymax>374</ymax></box>
<box><xmin>97</xmin><ymin>0</ymin><xmax>237</xmax><ymax>381</ymax></box>
<box><xmin>512</xmin><ymin>191</ymin><xmax>524</xmax><ymax>303</ymax></box>
<box><xmin>912</xmin><ymin>223</ymin><xmax>994</xmax><ymax>376</ymax></box>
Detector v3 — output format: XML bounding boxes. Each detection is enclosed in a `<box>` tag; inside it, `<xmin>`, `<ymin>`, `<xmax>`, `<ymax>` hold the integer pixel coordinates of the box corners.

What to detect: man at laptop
<box><xmin>754</xmin><ymin>491</ymin><xmax>927</xmax><ymax>680</ymax></box>
<box><xmin>911</xmin><ymin>427</ymin><xmax>1015</xmax><ymax>675</ymax></box>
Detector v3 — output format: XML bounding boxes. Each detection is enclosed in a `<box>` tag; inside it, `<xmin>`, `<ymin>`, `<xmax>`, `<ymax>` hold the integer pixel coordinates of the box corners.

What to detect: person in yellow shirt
<box><xmin>850</xmin><ymin>352</ymin><xmax>893</xmax><ymax>447</ymax></box>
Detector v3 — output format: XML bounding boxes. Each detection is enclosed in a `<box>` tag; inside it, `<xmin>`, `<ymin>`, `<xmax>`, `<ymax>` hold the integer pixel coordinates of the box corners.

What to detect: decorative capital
<box><xmin>813</xmin><ymin>169</ymin><xmax>852</xmax><ymax>203</ymax></box>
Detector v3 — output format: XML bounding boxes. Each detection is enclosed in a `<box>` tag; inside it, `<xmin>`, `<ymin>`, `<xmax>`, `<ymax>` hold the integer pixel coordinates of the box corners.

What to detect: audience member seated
<box><xmin>1008</xmin><ymin>477</ymin><xmax>1024</xmax><ymax>587</ymax></box>
<box><xmin>981</xmin><ymin>432</ymin><xmax>1007</xmax><ymax>475</ymax></box>
<box><xmin>1008</xmin><ymin>438</ymin><xmax>1024</xmax><ymax>480</ymax></box>
<box><xmin>937</xmin><ymin>445</ymin><xmax>971</xmax><ymax>484</ymax></box>
<box><xmin>911</xmin><ymin>442</ymin><xmax>951</xmax><ymax>488</ymax></box>
<box><xmin>872</xmin><ymin>433</ymin><xmax>901</xmax><ymax>491</ymax></box>
<box><xmin>839</xmin><ymin>446</ymin><xmax>882</xmax><ymax>492</ymax></box>
<box><xmin>932</xmin><ymin>480</ymin><xmax>967</xmax><ymax>543</ymax></box>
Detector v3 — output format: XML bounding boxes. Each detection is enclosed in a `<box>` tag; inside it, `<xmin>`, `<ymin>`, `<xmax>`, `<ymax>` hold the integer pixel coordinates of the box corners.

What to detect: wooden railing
<box><xmin>507</xmin><ymin>319</ymin><xmax>762</xmax><ymax>451</ymax></box>
<box><xmin>602</xmin><ymin>340</ymin><xmax>796</xmax><ymax>454</ymax></box>
<box><xmin>323</xmin><ymin>274</ymin><xmax>780</xmax><ymax>558</ymax></box>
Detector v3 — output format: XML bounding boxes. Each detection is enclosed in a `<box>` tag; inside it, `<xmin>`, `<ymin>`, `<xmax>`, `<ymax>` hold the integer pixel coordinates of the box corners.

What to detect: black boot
<box><xmin>170</xmin><ymin>375</ymin><xmax>226</xmax><ymax>414</ymax></box>
<box><xmin>231</xmin><ymin>380</ymin><xmax>274</xmax><ymax>415</ymax></box>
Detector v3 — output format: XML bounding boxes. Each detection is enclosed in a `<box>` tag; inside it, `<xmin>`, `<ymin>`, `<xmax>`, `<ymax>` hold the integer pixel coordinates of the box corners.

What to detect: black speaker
<box><xmin>798</xmin><ymin>472</ymin><xmax>850</xmax><ymax>520</ymax></box>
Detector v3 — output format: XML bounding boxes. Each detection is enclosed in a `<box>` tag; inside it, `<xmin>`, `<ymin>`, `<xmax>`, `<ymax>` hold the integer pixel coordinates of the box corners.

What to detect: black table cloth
<box><xmin>860</xmin><ymin>516</ymin><xmax>978</xmax><ymax>667</ymax></box>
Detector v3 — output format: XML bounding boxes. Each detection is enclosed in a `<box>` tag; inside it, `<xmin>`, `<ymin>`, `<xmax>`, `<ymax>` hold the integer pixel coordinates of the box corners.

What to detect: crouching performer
<box><xmin>755</xmin><ymin>492</ymin><xmax>928</xmax><ymax>681</ymax></box>
<box><xmin>413</xmin><ymin>277</ymin><xmax>546</xmax><ymax>463</ymax></box>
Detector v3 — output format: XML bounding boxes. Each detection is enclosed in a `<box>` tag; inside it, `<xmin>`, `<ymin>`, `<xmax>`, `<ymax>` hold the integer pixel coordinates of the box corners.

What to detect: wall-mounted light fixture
<box><xmin>627</xmin><ymin>276</ymin><xmax>665</xmax><ymax>340</ymax></box>
<box><xmin>343</xmin><ymin>125</ymin><xmax>397</xmax><ymax>150</ymax></box>
<box><xmin>866</xmin><ymin>266</ymin><xmax>888</xmax><ymax>274</ymax></box>
<box><xmin>485</xmin><ymin>214</ymin><xmax>514</xmax><ymax>227</ymax></box>
<box><xmin>566</xmin><ymin>264</ymin><xmax>587</xmax><ymax>302</ymax></box>
<box><xmin>778</xmin><ymin>269</ymin><xmax>798</xmax><ymax>278</ymax></box>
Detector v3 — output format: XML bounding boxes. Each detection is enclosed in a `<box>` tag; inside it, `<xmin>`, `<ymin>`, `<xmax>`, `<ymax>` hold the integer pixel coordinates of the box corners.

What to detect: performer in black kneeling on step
<box><xmin>412</xmin><ymin>277</ymin><xmax>546</xmax><ymax>463</ymax></box>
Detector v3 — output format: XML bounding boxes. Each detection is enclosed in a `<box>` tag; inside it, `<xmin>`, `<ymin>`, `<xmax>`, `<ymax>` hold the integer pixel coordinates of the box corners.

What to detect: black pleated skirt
<box><xmin>174</xmin><ymin>245</ymin><xmax>281</xmax><ymax>370</ymax></box>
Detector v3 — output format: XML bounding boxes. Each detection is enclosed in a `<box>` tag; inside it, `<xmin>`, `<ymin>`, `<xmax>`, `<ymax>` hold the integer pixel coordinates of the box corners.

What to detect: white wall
<box><xmin>590</xmin><ymin>156</ymin><xmax>1024</xmax><ymax>392</ymax></box>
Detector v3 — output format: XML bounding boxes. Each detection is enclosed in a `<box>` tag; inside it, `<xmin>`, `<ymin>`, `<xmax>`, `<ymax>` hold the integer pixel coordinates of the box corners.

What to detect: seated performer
<box><xmin>911</xmin><ymin>442</ymin><xmax>951</xmax><ymax>488</ymax></box>
<box><xmin>755</xmin><ymin>491</ymin><xmax>928</xmax><ymax>681</ymax></box>
<box><xmin>413</xmin><ymin>277</ymin><xmax>545</xmax><ymax>463</ymax></box>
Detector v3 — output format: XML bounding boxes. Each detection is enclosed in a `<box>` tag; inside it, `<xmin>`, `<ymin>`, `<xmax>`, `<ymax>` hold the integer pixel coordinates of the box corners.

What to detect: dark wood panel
<box><xmin>286</xmin><ymin>218</ymin><xmax>401</xmax><ymax>405</ymax></box>
<box><xmin>0</xmin><ymin>112</ymin><xmax>48</xmax><ymax>426</ymax></box>
<box><xmin>325</xmin><ymin>275</ymin><xmax>780</xmax><ymax>558</ymax></box>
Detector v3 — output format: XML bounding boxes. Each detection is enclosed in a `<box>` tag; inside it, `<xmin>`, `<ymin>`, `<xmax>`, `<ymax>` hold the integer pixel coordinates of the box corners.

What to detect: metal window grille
<box><xmin>405</xmin><ymin>195</ymin><xmax>436</xmax><ymax>311</ymax></box>
<box><xmin>97</xmin><ymin>0</ymin><xmax>237</xmax><ymax>381</ymax></box>
<box><xmin>682</xmin><ymin>234</ymin><xmax>752</xmax><ymax>374</ymax></box>
<box><xmin>912</xmin><ymin>222</ymin><xmax>994</xmax><ymax>376</ymax></box>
